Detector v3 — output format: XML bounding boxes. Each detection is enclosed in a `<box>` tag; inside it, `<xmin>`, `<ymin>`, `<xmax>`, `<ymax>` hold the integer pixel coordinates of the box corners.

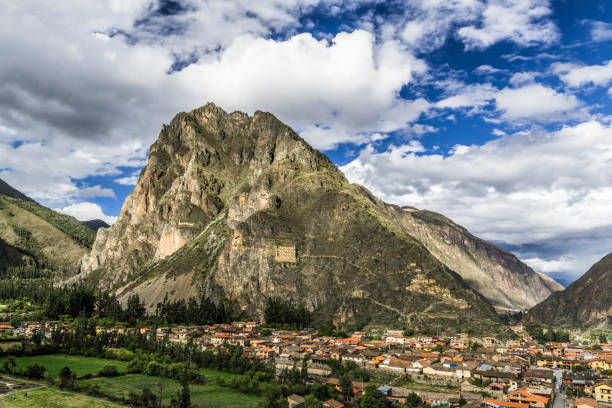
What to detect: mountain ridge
<box><xmin>526</xmin><ymin>252</ymin><xmax>612</xmax><ymax>329</ymax></box>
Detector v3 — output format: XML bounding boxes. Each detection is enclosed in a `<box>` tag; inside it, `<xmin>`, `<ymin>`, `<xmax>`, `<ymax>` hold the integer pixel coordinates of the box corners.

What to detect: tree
<box><xmin>125</xmin><ymin>294</ymin><xmax>146</xmax><ymax>323</ymax></box>
<box><xmin>59</xmin><ymin>366</ymin><xmax>75</xmax><ymax>388</ymax></box>
<box><xmin>358</xmin><ymin>385</ymin><xmax>391</xmax><ymax>408</ymax></box>
<box><xmin>405</xmin><ymin>392</ymin><xmax>422</xmax><ymax>408</ymax></box>
<box><xmin>304</xmin><ymin>395</ymin><xmax>322</xmax><ymax>408</ymax></box>
<box><xmin>177</xmin><ymin>374</ymin><xmax>191</xmax><ymax>408</ymax></box>
<box><xmin>259</xmin><ymin>384</ymin><xmax>287</xmax><ymax>408</ymax></box>
<box><xmin>599</xmin><ymin>333</ymin><xmax>608</xmax><ymax>344</ymax></box>
<box><xmin>434</xmin><ymin>344</ymin><xmax>444</xmax><ymax>353</ymax></box>
<box><xmin>175</xmin><ymin>361</ymin><xmax>192</xmax><ymax>408</ymax></box>
<box><xmin>403</xmin><ymin>328</ymin><xmax>415</xmax><ymax>337</ymax></box>
<box><xmin>339</xmin><ymin>375</ymin><xmax>353</xmax><ymax>402</ymax></box>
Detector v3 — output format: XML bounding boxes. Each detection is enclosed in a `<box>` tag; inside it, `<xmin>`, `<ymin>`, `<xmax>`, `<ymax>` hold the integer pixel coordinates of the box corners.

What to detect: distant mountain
<box><xmin>82</xmin><ymin>219</ymin><xmax>110</xmax><ymax>231</ymax></box>
<box><xmin>526</xmin><ymin>253</ymin><xmax>612</xmax><ymax>329</ymax></box>
<box><xmin>73</xmin><ymin>103</ymin><xmax>558</xmax><ymax>331</ymax></box>
<box><xmin>391</xmin><ymin>207</ymin><xmax>564</xmax><ymax>312</ymax></box>
<box><xmin>0</xmin><ymin>178</ymin><xmax>36</xmax><ymax>203</ymax></box>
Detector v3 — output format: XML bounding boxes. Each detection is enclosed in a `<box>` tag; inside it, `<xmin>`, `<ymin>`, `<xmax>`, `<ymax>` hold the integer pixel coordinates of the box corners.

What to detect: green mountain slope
<box><xmin>0</xmin><ymin>194</ymin><xmax>92</xmax><ymax>275</ymax></box>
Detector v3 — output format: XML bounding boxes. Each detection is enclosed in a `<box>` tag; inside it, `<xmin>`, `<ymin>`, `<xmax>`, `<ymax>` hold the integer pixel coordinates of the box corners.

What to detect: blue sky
<box><xmin>1</xmin><ymin>0</ymin><xmax>612</xmax><ymax>285</ymax></box>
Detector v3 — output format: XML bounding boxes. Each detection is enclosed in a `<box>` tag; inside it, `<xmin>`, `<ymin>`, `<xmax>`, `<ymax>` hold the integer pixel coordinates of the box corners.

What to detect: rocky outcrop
<box><xmin>526</xmin><ymin>253</ymin><xmax>612</xmax><ymax>328</ymax></box>
<box><xmin>387</xmin><ymin>207</ymin><xmax>563</xmax><ymax>312</ymax></box>
<box><xmin>76</xmin><ymin>103</ymin><xmax>542</xmax><ymax>330</ymax></box>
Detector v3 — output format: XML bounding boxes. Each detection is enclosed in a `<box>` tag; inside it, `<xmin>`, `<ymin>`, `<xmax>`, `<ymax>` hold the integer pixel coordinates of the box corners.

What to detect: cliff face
<box><xmin>77</xmin><ymin>103</ymin><xmax>542</xmax><ymax>329</ymax></box>
<box><xmin>388</xmin><ymin>207</ymin><xmax>563</xmax><ymax>312</ymax></box>
<box><xmin>527</xmin><ymin>253</ymin><xmax>612</xmax><ymax>329</ymax></box>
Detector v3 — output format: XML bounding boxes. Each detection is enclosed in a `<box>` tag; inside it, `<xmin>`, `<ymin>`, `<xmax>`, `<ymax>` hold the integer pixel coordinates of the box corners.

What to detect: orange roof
<box><xmin>484</xmin><ymin>399</ymin><xmax>530</xmax><ymax>408</ymax></box>
<box><xmin>507</xmin><ymin>390</ymin><xmax>549</xmax><ymax>403</ymax></box>
<box><xmin>421</xmin><ymin>352</ymin><xmax>439</xmax><ymax>358</ymax></box>
<box><xmin>0</xmin><ymin>325</ymin><xmax>13</xmax><ymax>329</ymax></box>
<box><xmin>336</xmin><ymin>337</ymin><xmax>359</xmax><ymax>344</ymax></box>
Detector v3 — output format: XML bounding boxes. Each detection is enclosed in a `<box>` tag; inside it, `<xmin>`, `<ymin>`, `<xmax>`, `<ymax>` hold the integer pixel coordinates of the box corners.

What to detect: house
<box><xmin>574</xmin><ymin>397</ymin><xmax>598</xmax><ymax>408</ymax></box>
<box><xmin>588</xmin><ymin>358</ymin><xmax>612</xmax><ymax>373</ymax></box>
<box><xmin>0</xmin><ymin>324</ymin><xmax>13</xmax><ymax>333</ymax></box>
<box><xmin>287</xmin><ymin>394</ymin><xmax>305</xmax><ymax>408</ymax></box>
<box><xmin>523</xmin><ymin>370</ymin><xmax>554</xmax><ymax>389</ymax></box>
<box><xmin>505</xmin><ymin>390</ymin><xmax>550</xmax><ymax>408</ymax></box>
<box><xmin>322</xmin><ymin>399</ymin><xmax>345</xmax><ymax>408</ymax></box>
<box><xmin>377</xmin><ymin>386</ymin><xmax>392</xmax><ymax>396</ymax></box>
<box><xmin>593</xmin><ymin>380</ymin><xmax>612</xmax><ymax>404</ymax></box>
<box><xmin>483</xmin><ymin>399</ymin><xmax>530</xmax><ymax>408</ymax></box>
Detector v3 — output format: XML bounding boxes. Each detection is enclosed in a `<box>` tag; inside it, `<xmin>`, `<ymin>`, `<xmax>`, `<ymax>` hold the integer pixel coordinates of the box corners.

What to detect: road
<box><xmin>553</xmin><ymin>369</ymin><xmax>567</xmax><ymax>408</ymax></box>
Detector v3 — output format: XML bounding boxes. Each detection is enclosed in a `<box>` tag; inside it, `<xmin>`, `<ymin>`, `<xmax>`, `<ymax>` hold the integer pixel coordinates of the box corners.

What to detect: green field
<box><xmin>81</xmin><ymin>374</ymin><xmax>262</xmax><ymax>408</ymax></box>
<box><xmin>199</xmin><ymin>367</ymin><xmax>244</xmax><ymax>381</ymax></box>
<box><xmin>0</xmin><ymin>355</ymin><xmax>128</xmax><ymax>378</ymax></box>
<box><xmin>0</xmin><ymin>387</ymin><xmax>125</xmax><ymax>407</ymax></box>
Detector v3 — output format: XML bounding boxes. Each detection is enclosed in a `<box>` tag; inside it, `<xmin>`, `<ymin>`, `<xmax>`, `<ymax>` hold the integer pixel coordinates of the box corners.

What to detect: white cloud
<box><xmin>590</xmin><ymin>21</ymin><xmax>612</xmax><ymax>42</ymax></box>
<box><xmin>178</xmin><ymin>30</ymin><xmax>428</xmax><ymax>150</ymax></box>
<box><xmin>55</xmin><ymin>202</ymin><xmax>117</xmax><ymax>224</ymax></box>
<box><xmin>552</xmin><ymin>60</ymin><xmax>612</xmax><ymax>88</ymax></box>
<box><xmin>474</xmin><ymin>65</ymin><xmax>505</xmax><ymax>75</ymax></box>
<box><xmin>435</xmin><ymin>83</ymin><xmax>497</xmax><ymax>111</ymax></box>
<box><xmin>495</xmin><ymin>84</ymin><xmax>582</xmax><ymax>122</ymax></box>
<box><xmin>457</xmin><ymin>0</ymin><xmax>559</xmax><ymax>49</ymax></box>
<box><xmin>0</xmin><ymin>0</ymin><xmax>564</xmax><ymax>204</ymax></box>
<box><xmin>115</xmin><ymin>171</ymin><xmax>140</xmax><ymax>186</ymax></box>
<box><xmin>509</xmin><ymin>71</ymin><xmax>536</xmax><ymax>86</ymax></box>
<box><xmin>341</xmin><ymin>120</ymin><xmax>612</xmax><ymax>279</ymax></box>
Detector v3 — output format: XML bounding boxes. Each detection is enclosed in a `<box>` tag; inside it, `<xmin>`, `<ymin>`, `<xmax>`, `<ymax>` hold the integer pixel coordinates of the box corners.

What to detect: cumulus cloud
<box><xmin>392</xmin><ymin>0</ymin><xmax>557</xmax><ymax>52</ymax></box>
<box><xmin>435</xmin><ymin>83</ymin><xmax>497</xmax><ymax>112</ymax></box>
<box><xmin>115</xmin><ymin>171</ymin><xmax>141</xmax><ymax>186</ymax></box>
<box><xmin>0</xmin><ymin>0</ymin><xmax>564</xmax><ymax>204</ymax></box>
<box><xmin>509</xmin><ymin>72</ymin><xmax>536</xmax><ymax>86</ymax></box>
<box><xmin>552</xmin><ymin>60</ymin><xmax>612</xmax><ymax>88</ymax></box>
<box><xmin>341</xmin><ymin>120</ymin><xmax>612</xmax><ymax>280</ymax></box>
<box><xmin>495</xmin><ymin>84</ymin><xmax>583</xmax><ymax>122</ymax></box>
<box><xmin>457</xmin><ymin>0</ymin><xmax>559</xmax><ymax>49</ymax></box>
<box><xmin>55</xmin><ymin>202</ymin><xmax>117</xmax><ymax>225</ymax></box>
<box><xmin>590</xmin><ymin>20</ymin><xmax>612</xmax><ymax>42</ymax></box>
<box><xmin>178</xmin><ymin>30</ymin><xmax>428</xmax><ymax>149</ymax></box>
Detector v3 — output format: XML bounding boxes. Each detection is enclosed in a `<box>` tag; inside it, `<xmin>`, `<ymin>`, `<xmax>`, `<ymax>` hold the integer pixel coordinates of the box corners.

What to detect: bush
<box><xmin>145</xmin><ymin>361</ymin><xmax>164</xmax><ymax>377</ymax></box>
<box><xmin>127</xmin><ymin>359</ymin><xmax>145</xmax><ymax>374</ymax></box>
<box><xmin>104</xmin><ymin>347</ymin><xmax>135</xmax><ymax>361</ymax></box>
<box><xmin>98</xmin><ymin>365</ymin><xmax>120</xmax><ymax>377</ymax></box>
<box><xmin>26</xmin><ymin>363</ymin><xmax>46</xmax><ymax>379</ymax></box>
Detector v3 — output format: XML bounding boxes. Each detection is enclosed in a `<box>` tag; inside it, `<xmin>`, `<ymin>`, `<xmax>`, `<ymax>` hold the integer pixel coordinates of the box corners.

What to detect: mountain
<box><xmin>0</xmin><ymin>193</ymin><xmax>95</xmax><ymax>276</ymax></box>
<box><xmin>390</xmin><ymin>207</ymin><xmax>563</xmax><ymax>312</ymax></box>
<box><xmin>82</xmin><ymin>219</ymin><xmax>110</xmax><ymax>231</ymax></box>
<box><xmin>526</xmin><ymin>253</ymin><xmax>612</xmax><ymax>329</ymax></box>
<box><xmin>0</xmin><ymin>178</ymin><xmax>36</xmax><ymax>203</ymax></box>
<box><xmin>75</xmin><ymin>103</ymin><xmax>552</xmax><ymax>330</ymax></box>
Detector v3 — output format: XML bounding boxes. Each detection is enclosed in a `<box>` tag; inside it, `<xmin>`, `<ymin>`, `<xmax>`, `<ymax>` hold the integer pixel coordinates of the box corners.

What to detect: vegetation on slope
<box><xmin>0</xmin><ymin>195</ymin><xmax>90</xmax><ymax>274</ymax></box>
<box><xmin>7</xmin><ymin>196</ymin><xmax>96</xmax><ymax>248</ymax></box>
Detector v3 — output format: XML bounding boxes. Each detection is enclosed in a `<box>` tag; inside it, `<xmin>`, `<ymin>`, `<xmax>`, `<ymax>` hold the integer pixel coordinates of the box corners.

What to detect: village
<box><xmin>3</xmin><ymin>321</ymin><xmax>611</xmax><ymax>408</ymax></box>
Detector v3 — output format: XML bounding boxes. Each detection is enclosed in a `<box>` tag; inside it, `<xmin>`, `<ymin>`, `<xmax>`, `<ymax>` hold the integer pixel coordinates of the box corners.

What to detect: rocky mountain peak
<box><xmin>75</xmin><ymin>102</ymin><xmax>559</xmax><ymax>329</ymax></box>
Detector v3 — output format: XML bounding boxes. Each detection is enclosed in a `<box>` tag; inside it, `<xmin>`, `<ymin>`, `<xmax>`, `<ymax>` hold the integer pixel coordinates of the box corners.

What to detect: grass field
<box><xmin>0</xmin><ymin>355</ymin><xmax>128</xmax><ymax>378</ymax></box>
<box><xmin>0</xmin><ymin>387</ymin><xmax>125</xmax><ymax>407</ymax></box>
<box><xmin>81</xmin><ymin>374</ymin><xmax>262</xmax><ymax>408</ymax></box>
<box><xmin>394</xmin><ymin>377</ymin><xmax>459</xmax><ymax>392</ymax></box>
